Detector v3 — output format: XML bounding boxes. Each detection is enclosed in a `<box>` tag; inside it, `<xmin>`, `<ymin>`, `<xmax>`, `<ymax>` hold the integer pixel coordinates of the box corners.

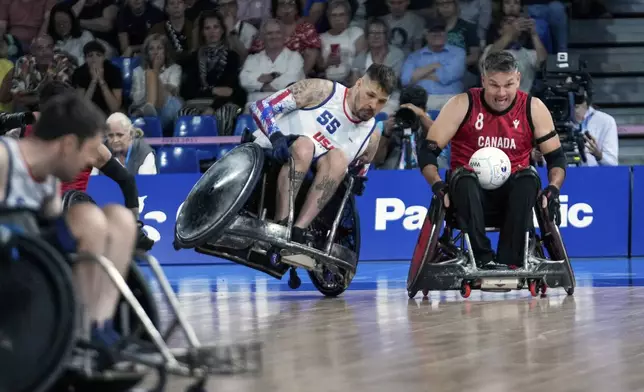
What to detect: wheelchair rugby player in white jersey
<box><xmin>249</xmin><ymin>64</ymin><xmax>397</xmax><ymax>248</ymax></box>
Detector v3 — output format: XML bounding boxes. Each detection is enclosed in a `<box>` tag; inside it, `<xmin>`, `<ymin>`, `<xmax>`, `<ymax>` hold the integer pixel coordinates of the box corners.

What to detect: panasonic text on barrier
<box><xmin>374</xmin><ymin>195</ymin><xmax>593</xmax><ymax>231</ymax></box>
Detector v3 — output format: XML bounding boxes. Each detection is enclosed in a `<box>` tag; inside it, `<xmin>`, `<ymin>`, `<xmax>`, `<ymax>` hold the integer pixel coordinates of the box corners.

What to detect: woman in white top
<box><xmin>47</xmin><ymin>3</ymin><xmax>96</xmax><ymax>66</ymax></box>
<box><xmin>130</xmin><ymin>33</ymin><xmax>183</xmax><ymax>133</ymax></box>
<box><xmin>319</xmin><ymin>0</ymin><xmax>366</xmax><ymax>83</ymax></box>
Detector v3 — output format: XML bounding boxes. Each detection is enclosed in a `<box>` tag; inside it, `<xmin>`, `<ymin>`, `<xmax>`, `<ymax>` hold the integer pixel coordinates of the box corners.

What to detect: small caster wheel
<box><xmin>408</xmin><ymin>290</ymin><xmax>418</xmax><ymax>299</ymax></box>
<box><xmin>460</xmin><ymin>282</ymin><xmax>471</xmax><ymax>299</ymax></box>
<box><xmin>540</xmin><ymin>283</ymin><xmax>547</xmax><ymax>295</ymax></box>
<box><xmin>529</xmin><ymin>280</ymin><xmax>538</xmax><ymax>297</ymax></box>
<box><xmin>185</xmin><ymin>378</ymin><xmax>207</xmax><ymax>392</ymax></box>
<box><xmin>422</xmin><ymin>289</ymin><xmax>429</xmax><ymax>297</ymax></box>
<box><xmin>173</xmin><ymin>241</ymin><xmax>180</xmax><ymax>251</ymax></box>
<box><xmin>288</xmin><ymin>268</ymin><xmax>301</xmax><ymax>289</ymax></box>
<box><xmin>565</xmin><ymin>286</ymin><xmax>574</xmax><ymax>296</ymax></box>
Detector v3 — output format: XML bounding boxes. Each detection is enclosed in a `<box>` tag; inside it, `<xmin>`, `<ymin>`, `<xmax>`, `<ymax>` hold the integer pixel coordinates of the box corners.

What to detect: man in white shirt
<box><xmin>575</xmin><ymin>92</ymin><xmax>619</xmax><ymax>166</ymax></box>
<box><xmin>240</xmin><ymin>18</ymin><xmax>305</xmax><ymax>105</ymax></box>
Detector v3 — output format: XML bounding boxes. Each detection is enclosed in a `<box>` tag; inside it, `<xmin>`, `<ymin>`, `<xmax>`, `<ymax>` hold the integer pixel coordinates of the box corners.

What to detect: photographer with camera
<box><xmin>574</xmin><ymin>90</ymin><xmax>618</xmax><ymax>166</ymax></box>
<box><xmin>374</xmin><ymin>85</ymin><xmax>434</xmax><ymax>169</ymax></box>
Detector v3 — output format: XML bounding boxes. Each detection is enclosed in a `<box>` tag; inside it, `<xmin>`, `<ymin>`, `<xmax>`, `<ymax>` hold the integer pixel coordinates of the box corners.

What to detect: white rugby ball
<box><xmin>468</xmin><ymin>147</ymin><xmax>511</xmax><ymax>190</ymax></box>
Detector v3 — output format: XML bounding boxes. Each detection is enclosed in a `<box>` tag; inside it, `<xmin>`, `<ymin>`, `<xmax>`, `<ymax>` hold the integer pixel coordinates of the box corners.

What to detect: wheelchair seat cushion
<box><xmin>175</xmin><ymin>143</ymin><xmax>265</xmax><ymax>248</ymax></box>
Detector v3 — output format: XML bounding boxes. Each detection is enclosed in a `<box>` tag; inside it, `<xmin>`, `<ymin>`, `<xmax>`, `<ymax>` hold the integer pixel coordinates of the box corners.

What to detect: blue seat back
<box><xmin>132</xmin><ymin>116</ymin><xmax>162</xmax><ymax>138</ymax></box>
<box><xmin>111</xmin><ymin>57</ymin><xmax>141</xmax><ymax>101</ymax></box>
<box><xmin>216</xmin><ymin>144</ymin><xmax>238</xmax><ymax>160</ymax></box>
<box><xmin>428</xmin><ymin>110</ymin><xmax>440</xmax><ymax>120</ymax></box>
<box><xmin>174</xmin><ymin>116</ymin><xmax>219</xmax><ymax>137</ymax></box>
<box><xmin>233</xmin><ymin>114</ymin><xmax>257</xmax><ymax>136</ymax></box>
<box><xmin>157</xmin><ymin>147</ymin><xmax>200</xmax><ymax>173</ymax></box>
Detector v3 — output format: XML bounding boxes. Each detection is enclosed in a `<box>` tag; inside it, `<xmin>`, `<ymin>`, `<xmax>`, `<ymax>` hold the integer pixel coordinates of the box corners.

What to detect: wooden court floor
<box><xmin>141</xmin><ymin>285</ymin><xmax>644</xmax><ymax>392</ymax></box>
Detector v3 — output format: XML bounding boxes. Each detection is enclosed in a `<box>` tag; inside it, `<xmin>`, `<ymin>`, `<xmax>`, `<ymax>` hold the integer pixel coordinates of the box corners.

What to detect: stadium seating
<box><xmin>216</xmin><ymin>144</ymin><xmax>236</xmax><ymax>160</ymax></box>
<box><xmin>157</xmin><ymin>146</ymin><xmax>200</xmax><ymax>174</ymax></box>
<box><xmin>233</xmin><ymin>113</ymin><xmax>257</xmax><ymax>136</ymax></box>
<box><xmin>174</xmin><ymin>116</ymin><xmax>218</xmax><ymax>137</ymax></box>
<box><xmin>132</xmin><ymin>117</ymin><xmax>163</xmax><ymax>138</ymax></box>
<box><xmin>173</xmin><ymin>116</ymin><xmax>220</xmax><ymax>160</ymax></box>
<box><xmin>111</xmin><ymin>57</ymin><xmax>141</xmax><ymax>103</ymax></box>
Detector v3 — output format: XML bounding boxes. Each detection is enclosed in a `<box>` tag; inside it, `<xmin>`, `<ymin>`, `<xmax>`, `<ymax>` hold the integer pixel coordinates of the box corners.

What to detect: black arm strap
<box><xmin>417</xmin><ymin>139</ymin><xmax>442</xmax><ymax>171</ymax></box>
<box><xmin>543</xmin><ymin>146</ymin><xmax>567</xmax><ymax>171</ymax></box>
<box><xmin>535</xmin><ymin>130</ymin><xmax>558</xmax><ymax>145</ymax></box>
<box><xmin>99</xmin><ymin>157</ymin><xmax>139</xmax><ymax>209</ymax></box>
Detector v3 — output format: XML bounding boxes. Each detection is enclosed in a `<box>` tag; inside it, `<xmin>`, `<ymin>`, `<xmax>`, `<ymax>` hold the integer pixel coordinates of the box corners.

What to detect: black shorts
<box><xmin>41</xmin><ymin>216</ymin><xmax>78</xmax><ymax>256</ymax></box>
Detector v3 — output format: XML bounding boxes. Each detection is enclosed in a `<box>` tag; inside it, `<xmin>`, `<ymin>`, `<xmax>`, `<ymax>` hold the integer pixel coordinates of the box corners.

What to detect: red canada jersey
<box><xmin>450</xmin><ymin>88</ymin><xmax>534</xmax><ymax>173</ymax></box>
<box><xmin>24</xmin><ymin>125</ymin><xmax>92</xmax><ymax>193</ymax></box>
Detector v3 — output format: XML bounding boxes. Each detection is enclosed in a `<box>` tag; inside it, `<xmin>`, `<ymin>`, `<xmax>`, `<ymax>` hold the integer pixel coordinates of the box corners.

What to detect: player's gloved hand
<box><xmin>351</xmin><ymin>176</ymin><xmax>368</xmax><ymax>196</ymax></box>
<box><xmin>269</xmin><ymin>132</ymin><xmax>297</xmax><ymax>164</ymax></box>
<box><xmin>432</xmin><ymin>181</ymin><xmax>450</xmax><ymax>207</ymax></box>
<box><xmin>540</xmin><ymin>185</ymin><xmax>561</xmax><ymax>226</ymax></box>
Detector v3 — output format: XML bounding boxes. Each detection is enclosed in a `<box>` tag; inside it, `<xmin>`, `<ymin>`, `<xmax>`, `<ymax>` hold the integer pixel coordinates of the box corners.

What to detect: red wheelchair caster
<box><xmin>460</xmin><ymin>282</ymin><xmax>471</xmax><ymax>298</ymax></box>
<box><xmin>529</xmin><ymin>280</ymin><xmax>538</xmax><ymax>297</ymax></box>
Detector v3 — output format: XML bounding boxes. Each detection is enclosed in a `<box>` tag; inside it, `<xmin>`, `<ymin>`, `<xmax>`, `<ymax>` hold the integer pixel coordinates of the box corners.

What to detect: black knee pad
<box><xmin>513</xmin><ymin>167</ymin><xmax>542</xmax><ymax>192</ymax></box>
<box><xmin>448</xmin><ymin>167</ymin><xmax>479</xmax><ymax>196</ymax></box>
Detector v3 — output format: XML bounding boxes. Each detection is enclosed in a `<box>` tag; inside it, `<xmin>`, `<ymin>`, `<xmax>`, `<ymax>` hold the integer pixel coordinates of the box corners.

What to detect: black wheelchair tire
<box><xmin>113</xmin><ymin>262</ymin><xmax>160</xmax><ymax>342</ymax></box>
<box><xmin>0</xmin><ymin>235</ymin><xmax>76</xmax><ymax>392</ymax></box>
<box><xmin>175</xmin><ymin>143</ymin><xmax>266</xmax><ymax>249</ymax></box>
<box><xmin>61</xmin><ymin>190</ymin><xmax>96</xmax><ymax>211</ymax></box>
<box><xmin>308</xmin><ymin>195</ymin><xmax>360</xmax><ymax>298</ymax></box>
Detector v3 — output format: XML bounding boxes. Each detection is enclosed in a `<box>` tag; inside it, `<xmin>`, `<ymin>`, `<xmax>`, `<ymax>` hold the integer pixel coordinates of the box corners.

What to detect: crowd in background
<box><xmin>0</xmin><ymin>0</ymin><xmax>616</xmax><ymax>174</ymax></box>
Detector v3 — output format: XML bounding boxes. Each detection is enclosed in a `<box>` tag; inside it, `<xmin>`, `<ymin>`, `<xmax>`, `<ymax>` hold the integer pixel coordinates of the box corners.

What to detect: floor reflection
<box><xmin>140</xmin><ymin>260</ymin><xmax>644</xmax><ymax>392</ymax></box>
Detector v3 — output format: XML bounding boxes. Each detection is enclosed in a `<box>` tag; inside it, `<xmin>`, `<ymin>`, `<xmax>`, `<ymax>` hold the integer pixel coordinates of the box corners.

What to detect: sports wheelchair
<box><xmin>0</xmin><ymin>191</ymin><xmax>260</xmax><ymax>392</ymax></box>
<box><xmin>174</xmin><ymin>140</ymin><xmax>363</xmax><ymax>297</ymax></box>
<box><xmin>407</xmin><ymin>168</ymin><xmax>576</xmax><ymax>300</ymax></box>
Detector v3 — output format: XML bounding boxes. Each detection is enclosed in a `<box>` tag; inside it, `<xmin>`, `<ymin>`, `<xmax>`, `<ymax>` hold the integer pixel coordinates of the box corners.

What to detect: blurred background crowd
<box><xmin>0</xmin><ymin>0</ymin><xmax>627</xmax><ymax>174</ymax></box>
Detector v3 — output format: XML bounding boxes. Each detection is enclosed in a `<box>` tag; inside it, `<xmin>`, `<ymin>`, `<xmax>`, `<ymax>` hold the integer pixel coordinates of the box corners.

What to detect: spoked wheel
<box><xmin>113</xmin><ymin>261</ymin><xmax>160</xmax><ymax>342</ymax></box>
<box><xmin>308</xmin><ymin>193</ymin><xmax>360</xmax><ymax>297</ymax></box>
<box><xmin>0</xmin><ymin>235</ymin><xmax>76</xmax><ymax>392</ymax></box>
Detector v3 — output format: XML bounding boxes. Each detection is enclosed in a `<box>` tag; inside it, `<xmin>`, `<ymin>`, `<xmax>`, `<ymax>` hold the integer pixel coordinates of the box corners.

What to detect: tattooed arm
<box><xmin>249</xmin><ymin>78</ymin><xmax>335</xmax><ymax>137</ymax></box>
<box><xmin>357</xmin><ymin>130</ymin><xmax>382</xmax><ymax>165</ymax></box>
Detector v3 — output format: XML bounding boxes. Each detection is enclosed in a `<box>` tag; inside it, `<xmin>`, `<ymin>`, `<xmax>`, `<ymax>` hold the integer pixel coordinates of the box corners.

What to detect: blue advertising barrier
<box><xmin>631</xmin><ymin>166</ymin><xmax>644</xmax><ymax>256</ymax></box>
<box><xmin>87</xmin><ymin>166</ymin><xmax>631</xmax><ymax>264</ymax></box>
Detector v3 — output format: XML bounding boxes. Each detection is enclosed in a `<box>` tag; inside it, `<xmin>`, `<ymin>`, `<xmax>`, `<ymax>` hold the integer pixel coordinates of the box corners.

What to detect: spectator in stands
<box><xmin>236</xmin><ymin>0</ymin><xmax>272</xmax><ymax>24</ymax></box>
<box><xmin>401</xmin><ymin>18</ymin><xmax>466</xmax><ymax>110</ymax></box>
<box><xmin>1</xmin><ymin>35</ymin><xmax>75</xmax><ymax>111</ymax></box>
<box><xmin>150</xmin><ymin>0</ymin><xmax>195</xmax><ymax>63</ymax></box>
<box><xmin>436</xmin><ymin>0</ymin><xmax>480</xmax><ymax>88</ymax></box>
<box><xmin>184</xmin><ymin>0</ymin><xmax>217</xmax><ymax>22</ymax></box>
<box><xmin>458</xmin><ymin>0</ymin><xmax>492</xmax><ymax>45</ymax></box>
<box><xmin>383</xmin><ymin>0</ymin><xmax>424</xmax><ymax>55</ymax></box>
<box><xmin>217</xmin><ymin>0</ymin><xmax>258</xmax><ymax>62</ymax></box>
<box><xmin>251</xmin><ymin>0</ymin><xmax>320</xmax><ymax>76</ymax></box>
<box><xmin>349</xmin><ymin>17</ymin><xmax>403</xmax><ymax>112</ymax></box>
<box><xmin>72</xmin><ymin>40</ymin><xmax>122</xmax><ymax>114</ymax></box>
<box><xmin>48</xmin><ymin>3</ymin><xmax>95</xmax><ymax>66</ymax></box>
<box><xmin>319</xmin><ymin>0</ymin><xmax>365</xmax><ymax>84</ymax></box>
<box><xmin>515</xmin><ymin>0</ymin><xmax>567</xmax><ymax>52</ymax></box>
<box><xmin>105</xmin><ymin>112</ymin><xmax>158</xmax><ymax>174</ymax></box>
<box><xmin>0</xmin><ymin>39</ymin><xmax>13</xmax><ymax>112</ymax></box>
<box><xmin>483</xmin><ymin>16</ymin><xmax>547</xmax><ymax>92</ymax></box>
<box><xmin>499</xmin><ymin>0</ymin><xmax>552</xmax><ymax>53</ymax></box>
<box><xmin>179</xmin><ymin>10</ymin><xmax>245</xmax><ymax>121</ymax></box>
<box><xmin>71</xmin><ymin>0</ymin><xmax>120</xmax><ymax>53</ymax></box>
<box><xmin>130</xmin><ymin>34</ymin><xmax>183</xmax><ymax>132</ymax></box>
<box><xmin>3</xmin><ymin>33</ymin><xmax>24</xmax><ymax>63</ymax></box>
<box><xmin>117</xmin><ymin>0</ymin><xmax>165</xmax><ymax>57</ymax></box>
<box><xmin>575</xmin><ymin>91</ymin><xmax>618</xmax><ymax>166</ymax></box>
<box><xmin>240</xmin><ymin>19</ymin><xmax>305</xmax><ymax>104</ymax></box>
<box><xmin>0</xmin><ymin>0</ymin><xmax>56</xmax><ymax>51</ymax></box>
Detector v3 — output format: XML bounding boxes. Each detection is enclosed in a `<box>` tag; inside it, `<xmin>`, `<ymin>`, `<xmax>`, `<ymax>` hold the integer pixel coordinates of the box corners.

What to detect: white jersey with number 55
<box><xmin>255</xmin><ymin>82</ymin><xmax>378</xmax><ymax>160</ymax></box>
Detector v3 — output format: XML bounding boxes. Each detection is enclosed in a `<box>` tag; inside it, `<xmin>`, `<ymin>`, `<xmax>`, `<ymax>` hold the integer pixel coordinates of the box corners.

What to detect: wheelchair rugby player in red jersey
<box><xmin>407</xmin><ymin>51</ymin><xmax>576</xmax><ymax>299</ymax></box>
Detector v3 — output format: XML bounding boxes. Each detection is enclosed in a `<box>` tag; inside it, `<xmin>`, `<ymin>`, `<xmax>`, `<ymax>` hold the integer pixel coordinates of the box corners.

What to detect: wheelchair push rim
<box><xmin>308</xmin><ymin>194</ymin><xmax>361</xmax><ymax>297</ymax></box>
<box><xmin>175</xmin><ymin>143</ymin><xmax>265</xmax><ymax>248</ymax></box>
<box><xmin>0</xmin><ymin>235</ymin><xmax>76</xmax><ymax>392</ymax></box>
<box><xmin>62</xmin><ymin>189</ymin><xmax>97</xmax><ymax>211</ymax></box>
